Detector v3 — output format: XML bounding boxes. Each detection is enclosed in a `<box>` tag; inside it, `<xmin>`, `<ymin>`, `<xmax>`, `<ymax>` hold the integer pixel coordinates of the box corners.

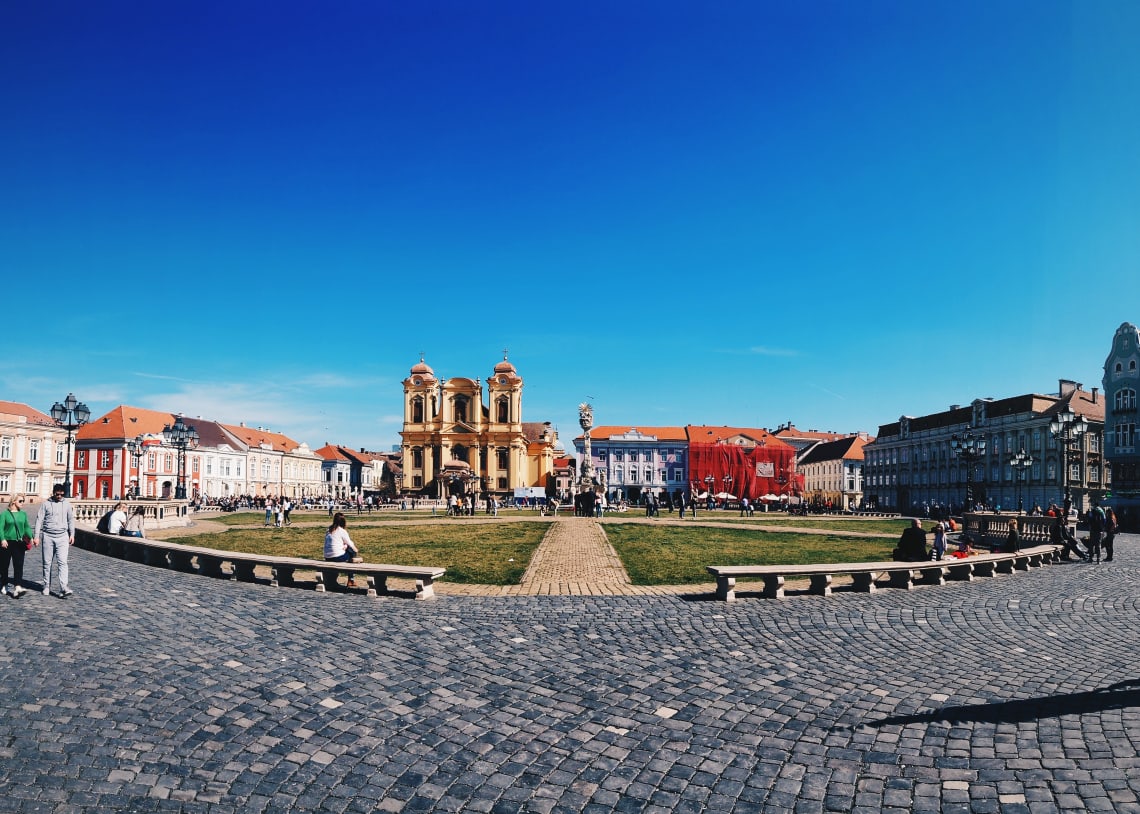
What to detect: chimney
<box><xmin>1059</xmin><ymin>379</ymin><xmax>1081</xmax><ymax>397</ymax></box>
<box><xmin>1092</xmin><ymin>387</ymin><xmax>1099</xmax><ymax>403</ymax></box>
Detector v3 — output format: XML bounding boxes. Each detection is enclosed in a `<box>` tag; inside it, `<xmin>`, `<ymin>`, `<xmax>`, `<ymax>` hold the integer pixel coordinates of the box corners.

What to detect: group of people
<box><xmin>894</xmin><ymin>505</ymin><xmax>1120</xmax><ymax>564</ymax></box>
<box><xmin>1</xmin><ymin>484</ymin><xmax>78</xmax><ymax>599</ymax></box>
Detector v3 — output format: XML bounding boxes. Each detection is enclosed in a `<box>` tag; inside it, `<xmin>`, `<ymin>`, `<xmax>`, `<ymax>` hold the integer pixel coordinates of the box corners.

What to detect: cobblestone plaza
<box><xmin>2</xmin><ymin>520</ymin><xmax>1139</xmax><ymax>812</ymax></box>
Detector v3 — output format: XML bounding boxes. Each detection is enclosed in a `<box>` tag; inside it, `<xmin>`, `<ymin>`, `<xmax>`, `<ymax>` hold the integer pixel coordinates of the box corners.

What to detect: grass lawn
<box><xmin>689</xmin><ymin>516</ymin><xmax>916</xmax><ymax>536</ymax></box>
<box><xmin>603</xmin><ymin>523</ymin><xmax>899</xmax><ymax>585</ymax></box>
<box><xmin>165</xmin><ymin>520</ymin><xmax>551</xmax><ymax>584</ymax></box>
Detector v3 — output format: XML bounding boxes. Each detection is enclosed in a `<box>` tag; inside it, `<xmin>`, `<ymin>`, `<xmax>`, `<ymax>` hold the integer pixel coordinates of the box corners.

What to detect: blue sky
<box><xmin>3</xmin><ymin>2</ymin><xmax>1139</xmax><ymax>454</ymax></box>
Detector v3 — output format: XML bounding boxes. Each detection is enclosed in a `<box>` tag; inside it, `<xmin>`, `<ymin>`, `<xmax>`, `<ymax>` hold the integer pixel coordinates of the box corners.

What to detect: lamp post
<box><xmin>162</xmin><ymin>415</ymin><xmax>199</xmax><ymax>500</ymax></box>
<box><xmin>950</xmin><ymin>429</ymin><xmax>987</xmax><ymax>513</ymax></box>
<box><xmin>703</xmin><ymin>474</ymin><xmax>715</xmax><ymax>509</ymax></box>
<box><xmin>1010</xmin><ymin>447</ymin><xmax>1033</xmax><ymax>515</ymax></box>
<box><xmin>50</xmin><ymin>393</ymin><xmax>90</xmax><ymax>497</ymax></box>
<box><xmin>126</xmin><ymin>434</ymin><xmax>146</xmax><ymax>499</ymax></box>
<box><xmin>1049</xmin><ymin>405</ymin><xmax>1088</xmax><ymax>516</ymax></box>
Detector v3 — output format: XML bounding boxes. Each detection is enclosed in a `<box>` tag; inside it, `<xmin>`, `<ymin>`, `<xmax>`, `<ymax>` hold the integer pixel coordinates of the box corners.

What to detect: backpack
<box><xmin>96</xmin><ymin>511</ymin><xmax>112</xmax><ymax>534</ymax></box>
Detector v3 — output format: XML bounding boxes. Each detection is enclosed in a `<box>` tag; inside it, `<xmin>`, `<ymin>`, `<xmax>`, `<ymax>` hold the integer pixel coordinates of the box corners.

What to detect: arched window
<box><xmin>1116</xmin><ymin>388</ymin><xmax>1137</xmax><ymax>411</ymax></box>
<box><xmin>453</xmin><ymin>445</ymin><xmax>469</xmax><ymax>463</ymax></box>
<box><xmin>496</xmin><ymin>397</ymin><xmax>509</xmax><ymax>423</ymax></box>
<box><xmin>412</xmin><ymin>397</ymin><xmax>424</xmax><ymax>423</ymax></box>
<box><xmin>453</xmin><ymin>396</ymin><xmax>469</xmax><ymax>423</ymax></box>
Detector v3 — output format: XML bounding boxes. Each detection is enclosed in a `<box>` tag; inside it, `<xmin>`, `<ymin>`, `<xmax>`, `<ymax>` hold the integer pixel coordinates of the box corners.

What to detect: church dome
<box><xmin>410</xmin><ymin>357</ymin><xmax>435</xmax><ymax>380</ymax></box>
<box><xmin>493</xmin><ymin>353</ymin><xmax>517</xmax><ymax>375</ymax></box>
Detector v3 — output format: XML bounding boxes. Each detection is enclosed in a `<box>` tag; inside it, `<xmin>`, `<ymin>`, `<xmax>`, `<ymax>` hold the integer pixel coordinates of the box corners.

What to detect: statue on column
<box><xmin>578</xmin><ymin>402</ymin><xmax>595</xmax><ymax>490</ymax></box>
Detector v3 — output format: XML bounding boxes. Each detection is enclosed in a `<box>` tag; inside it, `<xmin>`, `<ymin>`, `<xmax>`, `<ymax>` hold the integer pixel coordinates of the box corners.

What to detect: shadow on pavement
<box><xmin>856</xmin><ymin>678</ymin><xmax>1140</xmax><ymax>728</ymax></box>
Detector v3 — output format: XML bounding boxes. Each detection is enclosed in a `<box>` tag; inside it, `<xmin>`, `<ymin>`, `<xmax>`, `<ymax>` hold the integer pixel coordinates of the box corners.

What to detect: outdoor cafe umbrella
<box><xmin>760</xmin><ymin>494</ymin><xmax>779</xmax><ymax>501</ymax></box>
<box><xmin>714</xmin><ymin>492</ymin><xmax>736</xmax><ymax>500</ymax></box>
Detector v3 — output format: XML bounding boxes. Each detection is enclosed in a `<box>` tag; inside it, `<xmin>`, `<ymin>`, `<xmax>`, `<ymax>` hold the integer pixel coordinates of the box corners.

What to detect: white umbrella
<box><xmin>760</xmin><ymin>494</ymin><xmax>779</xmax><ymax>501</ymax></box>
<box><xmin>715</xmin><ymin>492</ymin><xmax>736</xmax><ymax>500</ymax></box>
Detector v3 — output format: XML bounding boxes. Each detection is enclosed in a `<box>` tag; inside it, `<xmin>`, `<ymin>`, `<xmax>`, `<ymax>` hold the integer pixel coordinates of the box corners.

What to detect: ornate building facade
<box><xmin>398</xmin><ymin>355</ymin><xmax>559</xmax><ymax>499</ymax></box>
<box><xmin>863</xmin><ymin>380</ymin><xmax>1105</xmax><ymax>515</ymax></box>
<box><xmin>1102</xmin><ymin>321</ymin><xmax>1140</xmax><ymax>530</ymax></box>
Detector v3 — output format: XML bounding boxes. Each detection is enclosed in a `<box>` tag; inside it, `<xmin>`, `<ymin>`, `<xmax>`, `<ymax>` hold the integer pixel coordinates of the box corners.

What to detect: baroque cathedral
<box><xmin>398</xmin><ymin>354</ymin><xmax>559</xmax><ymax>499</ymax></box>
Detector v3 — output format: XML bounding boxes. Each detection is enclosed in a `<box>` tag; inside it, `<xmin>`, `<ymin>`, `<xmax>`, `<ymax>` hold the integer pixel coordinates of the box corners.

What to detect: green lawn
<box><xmin>166</xmin><ymin>520</ymin><xmax>550</xmax><ymax>584</ymax></box>
<box><xmin>603</xmin><ymin>523</ymin><xmax>898</xmax><ymax>585</ymax></box>
<box><xmin>172</xmin><ymin>514</ymin><xmax>903</xmax><ymax>586</ymax></box>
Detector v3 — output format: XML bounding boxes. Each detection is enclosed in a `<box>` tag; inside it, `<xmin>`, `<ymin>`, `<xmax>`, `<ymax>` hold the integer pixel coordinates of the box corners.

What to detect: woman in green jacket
<box><xmin>1</xmin><ymin>497</ymin><xmax>34</xmax><ymax>597</ymax></box>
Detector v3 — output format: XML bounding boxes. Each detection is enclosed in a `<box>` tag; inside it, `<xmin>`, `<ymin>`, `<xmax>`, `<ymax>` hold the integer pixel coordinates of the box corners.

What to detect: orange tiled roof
<box><xmin>77</xmin><ymin>405</ymin><xmax>181</xmax><ymax>440</ymax></box>
<box><xmin>0</xmin><ymin>401</ymin><xmax>55</xmax><ymax>426</ymax></box>
<box><xmin>220</xmin><ymin>423</ymin><xmax>300</xmax><ymax>453</ymax></box>
<box><xmin>772</xmin><ymin>425</ymin><xmax>853</xmax><ymax>442</ymax></box>
<box><xmin>577</xmin><ymin>425</ymin><xmax>688</xmax><ymax>442</ymax></box>
<box><xmin>686</xmin><ymin>425</ymin><xmax>793</xmax><ymax>449</ymax></box>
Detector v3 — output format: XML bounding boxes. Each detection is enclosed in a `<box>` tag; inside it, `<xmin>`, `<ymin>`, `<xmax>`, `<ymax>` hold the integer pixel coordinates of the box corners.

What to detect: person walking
<box><xmin>324</xmin><ymin>511</ymin><xmax>363</xmax><ymax>589</ymax></box>
<box><xmin>35</xmin><ymin>484</ymin><xmax>75</xmax><ymax>597</ymax></box>
<box><xmin>1</xmin><ymin>497</ymin><xmax>34</xmax><ymax>597</ymax></box>
<box><xmin>1088</xmin><ymin>501</ymin><xmax>1105</xmax><ymax>563</ymax></box>
<box><xmin>1103</xmin><ymin>506</ymin><xmax>1117</xmax><ymax>562</ymax></box>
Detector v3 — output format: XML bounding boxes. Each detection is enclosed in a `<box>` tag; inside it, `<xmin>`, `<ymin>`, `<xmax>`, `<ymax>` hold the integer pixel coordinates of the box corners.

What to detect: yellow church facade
<box><xmin>398</xmin><ymin>355</ymin><xmax>559</xmax><ymax>500</ymax></box>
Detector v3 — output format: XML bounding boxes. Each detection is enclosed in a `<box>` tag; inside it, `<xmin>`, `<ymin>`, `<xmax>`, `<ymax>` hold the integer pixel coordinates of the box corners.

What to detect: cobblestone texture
<box><xmin>2</xmin><ymin>523</ymin><xmax>1139</xmax><ymax>812</ymax></box>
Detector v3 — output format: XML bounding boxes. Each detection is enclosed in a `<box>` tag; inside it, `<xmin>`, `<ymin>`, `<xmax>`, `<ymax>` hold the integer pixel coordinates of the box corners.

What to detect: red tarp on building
<box><xmin>688</xmin><ymin>442</ymin><xmax>802</xmax><ymax>501</ymax></box>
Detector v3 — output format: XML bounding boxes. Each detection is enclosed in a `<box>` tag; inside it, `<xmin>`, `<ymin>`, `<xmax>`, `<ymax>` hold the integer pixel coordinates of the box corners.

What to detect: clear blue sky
<box><xmin>3</xmin><ymin>2</ymin><xmax>1139</xmax><ymax>454</ymax></box>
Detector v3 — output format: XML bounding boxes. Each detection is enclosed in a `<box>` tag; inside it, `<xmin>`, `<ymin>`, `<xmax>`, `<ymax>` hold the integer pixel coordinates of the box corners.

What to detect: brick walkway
<box><xmin>441</xmin><ymin>517</ymin><xmax>690</xmax><ymax>597</ymax></box>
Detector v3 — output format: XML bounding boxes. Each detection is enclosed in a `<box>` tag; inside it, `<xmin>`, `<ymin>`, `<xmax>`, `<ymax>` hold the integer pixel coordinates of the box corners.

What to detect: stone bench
<box><xmin>76</xmin><ymin>529</ymin><xmax>446</xmax><ymax>599</ymax></box>
<box><xmin>706</xmin><ymin>544</ymin><xmax>1062</xmax><ymax>601</ymax></box>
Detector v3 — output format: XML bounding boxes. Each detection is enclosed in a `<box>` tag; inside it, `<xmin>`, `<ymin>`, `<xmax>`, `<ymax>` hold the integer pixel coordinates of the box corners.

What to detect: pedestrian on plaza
<box><xmin>108</xmin><ymin>502</ymin><xmax>128</xmax><ymax>535</ymax></box>
<box><xmin>740</xmin><ymin>497</ymin><xmax>750</xmax><ymax>517</ymax></box>
<box><xmin>1005</xmin><ymin>518</ymin><xmax>1021</xmax><ymax>553</ymax></box>
<box><xmin>930</xmin><ymin>519</ymin><xmax>947</xmax><ymax>560</ymax></box>
<box><xmin>1087</xmin><ymin>501</ymin><xmax>1105</xmax><ymax>563</ymax></box>
<box><xmin>324</xmin><ymin>511</ymin><xmax>363</xmax><ymax>589</ymax></box>
<box><xmin>1103</xmin><ymin>507</ymin><xmax>1117</xmax><ymax>562</ymax></box>
<box><xmin>1050</xmin><ymin>513</ymin><xmax>1086</xmax><ymax>561</ymax></box>
<box><xmin>1</xmin><ymin>497</ymin><xmax>34</xmax><ymax>597</ymax></box>
<box><xmin>34</xmin><ymin>484</ymin><xmax>75</xmax><ymax>598</ymax></box>
<box><xmin>264</xmin><ymin>499</ymin><xmax>274</xmax><ymax>526</ymax></box>
<box><xmin>122</xmin><ymin>506</ymin><xmax>147</xmax><ymax>538</ymax></box>
<box><xmin>283</xmin><ymin>498</ymin><xmax>293</xmax><ymax>526</ymax></box>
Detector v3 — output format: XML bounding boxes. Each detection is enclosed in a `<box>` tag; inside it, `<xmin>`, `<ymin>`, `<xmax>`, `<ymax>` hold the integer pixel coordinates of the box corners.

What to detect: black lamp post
<box><xmin>1048</xmin><ymin>405</ymin><xmax>1088</xmax><ymax>515</ymax></box>
<box><xmin>126</xmin><ymin>434</ymin><xmax>146</xmax><ymax>498</ymax></box>
<box><xmin>162</xmin><ymin>415</ymin><xmax>199</xmax><ymax>500</ymax></box>
<box><xmin>50</xmin><ymin>393</ymin><xmax>90</xmax><ymax>497</ymax></box>
<box><xmin>1010</xmin><ymin>447</ymin><xmax>1033</xmax><ymax>515</ymax></box>
<box><xmin>950</xmin><ymin>428</ymin><xmax>987</xmax><ymax>513</ymax></box>
<box><xmin>703</xmin><ymin>474</ymin><xmax>715</xmax><ymax>508</ymax></box>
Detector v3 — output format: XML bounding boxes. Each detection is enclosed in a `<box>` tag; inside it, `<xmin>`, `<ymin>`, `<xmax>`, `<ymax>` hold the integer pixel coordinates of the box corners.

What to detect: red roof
<box><xmin>577</xmin><ymin>425</ymin><xmax>688</xmax><ymax>442</ymax></box>
<box><xmin>0</xmin><ymin>401</ymin><xmax>55</xmax><ymax>427</ymax></box>
<box><xmin>77</xmin><ymin>405</ymin><xmax>180</xmax><ymax>440</ymax></box>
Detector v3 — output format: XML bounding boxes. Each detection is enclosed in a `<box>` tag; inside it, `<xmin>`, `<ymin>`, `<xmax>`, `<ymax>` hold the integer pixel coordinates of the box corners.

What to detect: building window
<box><xmin>0</xmin><ymin>437</ymin><xmax>10</xmax><ymax>460</ymax></box>
<box><xmin>28</xmin><ymin>440</ymin><xmax>40</xmax><ymax>462</ymax></box>
<box><xmin>496</xmin><ymin>476</ymin><xmax>507</xmax><ymax>489</ymax></box>
<box><xmin>55</xmin><ymin>443</ymin><xmax>65</xmax><ymax>465</ymax></box>
<box><xmin>412</xmin><ymin>448</ymin><xmax>424</xmax><ymax>468</ymax></box>
<box><xmin>78</xmin><ymin>451</ymin><xmax>87</xmax><ymax>468</ymax></box>
<box><xmin>613</xmin><ymin>467</ymin><xmax>623</xmax><ymax>483</ymax></box>
<box><xmin>165</xmin><ymin>454</ymin><xmax>174</xmax><ymax>472</ymax></box>
<box><xmin>411</xmin><ymin>397</ymin><xmax>425</xmax><ymax>423</ymax></box>
<box><xmin>0</xmin><ymin>475</ymin><xmax>8</xmax><ymax>493</ymax></box>
<box><xmin>1115</xmin><ymin>422</ymin><xmax>1136</xmax><ymax>451</ymax></box>
<box><xmin>1116</xmin><ymin>388</ymin><xmax>1137</xmax><ymax>412</ymax></box>
<box><xmin>100</xmin><ymin>450</ymin><xmax>110</xmax><ymax>467</ymax></box>
<box><xmin>496</xmin><ymin>397</ymin><xmax>509</xmax><ymax>423</ymax></box>
<box><xmin>26</xmin><ymin>476</ymin><xmax>37</xmax><ymax>494</ymax></box>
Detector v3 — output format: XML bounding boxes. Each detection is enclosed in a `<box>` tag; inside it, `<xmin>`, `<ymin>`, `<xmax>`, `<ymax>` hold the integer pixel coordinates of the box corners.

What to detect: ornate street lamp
<box><xmin>126</xmin><ymin>434</ymin><xmax>147</xmax><ymax>499</ymax></box>
<box><xmin>703</xmin><ymin>474</ymin><xmax>715</xmax><ymax>508</ymax></box>
<box><xmin>162</xmin><ymin>415</ymin><xmax>199</xmax><ymax>500</ymax></box>
<box><xmin>1048</xmin><ymin>405</ymin><xmax>1088</xmax><ymax>515</ymax></box>
<box><xmin>50</xmin><ymin>393</ymin><xmax>90</xmax><ymax>497</ymax></box>
<box><xmin>1010</xmin><ymin>447</ymin><xmax>1033</xmax><ymax>515</ymax></box>
<box><xmin>950</xmin><ymin>428</ymin><xmax>987</xmax><ymax>513</ymax></box>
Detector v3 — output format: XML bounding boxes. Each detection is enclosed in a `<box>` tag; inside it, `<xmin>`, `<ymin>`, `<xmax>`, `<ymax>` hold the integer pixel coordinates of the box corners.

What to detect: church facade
<box><xmin>398</xmin><ymin>355</ymin><xmax>559</xmax><ymax>500</ymax></box>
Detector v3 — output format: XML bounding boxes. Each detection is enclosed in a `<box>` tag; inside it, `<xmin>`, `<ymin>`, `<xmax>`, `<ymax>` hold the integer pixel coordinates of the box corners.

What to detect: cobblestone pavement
<box><xmin>3</xmin><ymin>531</ymin><xmax>1140</xmax><ymax>812</ymax></box>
